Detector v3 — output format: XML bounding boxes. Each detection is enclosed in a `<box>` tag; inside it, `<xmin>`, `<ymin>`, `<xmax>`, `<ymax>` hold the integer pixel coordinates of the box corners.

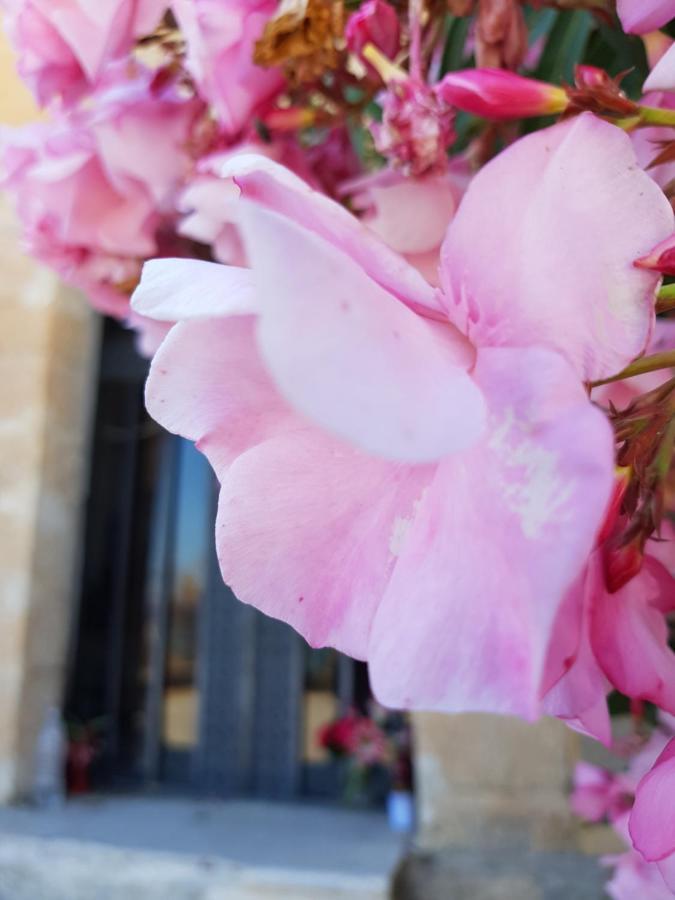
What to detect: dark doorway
<box><xmin>67</xmin><ymin>320</ymin><xmax>366</xmax><ymax>799</ymax></box>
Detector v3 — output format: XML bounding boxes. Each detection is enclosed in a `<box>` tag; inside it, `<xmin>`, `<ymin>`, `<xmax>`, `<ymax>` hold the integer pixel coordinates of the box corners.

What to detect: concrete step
<box><xmin>0</xmin><ymin>834</ymin><xmax>388</xmax><ymax>900</ymax></box>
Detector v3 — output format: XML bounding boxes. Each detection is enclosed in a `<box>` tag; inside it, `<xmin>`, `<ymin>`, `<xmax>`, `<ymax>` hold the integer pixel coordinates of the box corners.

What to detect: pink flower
<box><xmin>132</xmin><ymin>114</ymin><xmax>672</xmax><ymax>718</ymax></box>
<box><xmin>345</xmin><ymin>0</ymin><xmax>401</xmax><ymax>73</ymax></box>
<box><xmin>0</xmin><ymin>0</ymin><xmax>167</xmax><ymax>106</ymax></box>
<box><xmin>571</xmin><ymin>761</ymin><xmax>633</xmax><ymax>824</ymax></box>
<box><xmin>2</xmin><ymin>63</ymin><xmax>202</xmax><ymax>317</ymax></box>
<box><xmin>617</xmin><ymin>0</ymin><xmax>674</xmax><ymax>35</ymax></box>
<box><xmin>630</xmin><ymin>738</ymin><xmax>675</xmax><ymax>892</ymax></box>
<box><xmin>437</xmin><ymin>68</ymin><xmax>568</xmax><ymax>120</ymax></box>
<box><xmin>171</xmin><ymin>0</ymin><xmax>284</xmax><ymax>138</ymax></box>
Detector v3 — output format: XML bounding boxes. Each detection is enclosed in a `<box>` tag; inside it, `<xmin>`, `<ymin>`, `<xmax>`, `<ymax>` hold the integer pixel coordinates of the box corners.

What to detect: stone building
<box><xmin>0</xmin><ymin>32</ymin><xmax>614</xmax><ymax>897</ymax></box>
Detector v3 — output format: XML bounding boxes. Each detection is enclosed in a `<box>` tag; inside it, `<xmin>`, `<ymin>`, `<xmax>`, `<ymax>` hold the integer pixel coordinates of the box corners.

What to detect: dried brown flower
<box><xmin>254</xmin><ymin>0</ymin><xmax>345</xmax><ymax>85</ymax></box>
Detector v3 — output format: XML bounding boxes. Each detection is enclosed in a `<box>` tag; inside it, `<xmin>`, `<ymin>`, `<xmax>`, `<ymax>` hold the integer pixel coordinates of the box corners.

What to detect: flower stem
<box><xmin>657</xmin><ymin>283</ymin><xmax>675</xmax><ymax>314</ymax></box>
<box><xmin>591</xmin><ymin>351</ymin><xmax>675</xmax><ymax>387</ymax></box>
<box><xmin>637</xmin><ymin>105</ymin><xmax>675</xmax><ymax>127</ymax></box>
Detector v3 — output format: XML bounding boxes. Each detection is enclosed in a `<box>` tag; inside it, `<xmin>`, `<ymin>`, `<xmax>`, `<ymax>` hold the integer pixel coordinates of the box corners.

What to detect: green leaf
<box><xmin>535</xmin><ymin>10</ymin><xmax>595</xmax><ymax>85</ymax></box>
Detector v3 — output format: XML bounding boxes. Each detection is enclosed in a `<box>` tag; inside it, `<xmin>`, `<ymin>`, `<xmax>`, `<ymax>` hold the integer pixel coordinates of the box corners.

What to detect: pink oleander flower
<box><xmin>437</xmin><ymin>68</ymin><xmax>568</xmax><ymax>120</ymax></box>
<box><xmin>131</xmin><ymin>113</ymin><xmax>672</xmax><ymax>718</ymax></box>
<box><xmin>571</xmin><ymin>761</ymin><xmax>634</xmax><ymax>824</ymax></box>
<box><xmin>345</xmin><ymin>0</ymin><xmax>401</xmax><ymax>74</ymax></box>
<box><xmin>1</xmin><ymin>63</ymin><xmax>202</xmax><ymax>317</ymax></box>
<box><xmin>617</xmin><ymin>0</ymin><xmax>674</xmax><ymax>35</ymax></box>
<box><xmin>171</xmin><ymin>0</ymin><xmax>284</xmax><ymax>138</ymax></box>
<box><xmin>0</xmin><ymin>0</ymin><xmax>167</xmax><ymax>106</ymax></box>
<box><xmin>630</xmin><ymin>739</ymin><xmax>675</xmax><ymax>892</ymax></box>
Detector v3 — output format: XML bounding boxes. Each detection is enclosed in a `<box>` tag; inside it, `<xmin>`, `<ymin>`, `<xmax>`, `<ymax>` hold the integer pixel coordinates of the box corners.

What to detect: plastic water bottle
<box><xmin>33</xmin><ymin>706</ymin><xmax>66</xmax><ymax>807</ymax></box>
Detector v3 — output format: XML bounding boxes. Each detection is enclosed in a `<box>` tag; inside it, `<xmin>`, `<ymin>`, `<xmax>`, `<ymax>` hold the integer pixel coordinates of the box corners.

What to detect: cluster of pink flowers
<box><xmin>4</xmin><ymin>0</ymin><xmax>675</xmax><ymax>891</ymax></box>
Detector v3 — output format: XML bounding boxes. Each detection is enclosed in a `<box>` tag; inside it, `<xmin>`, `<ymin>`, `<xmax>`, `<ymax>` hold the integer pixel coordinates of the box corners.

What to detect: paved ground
<box><xmin>0</xmin><ymin>797</ymin><xmax>403</xmax><ymax>899</ymax></box>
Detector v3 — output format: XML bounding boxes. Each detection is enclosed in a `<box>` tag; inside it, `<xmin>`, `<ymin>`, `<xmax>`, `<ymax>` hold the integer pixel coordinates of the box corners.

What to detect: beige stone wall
<box><xmin>413</xmin><ymin>712</ymin><xmax>581</xmax><ymax>852</ymax></box>
<box><xmin>0</xmin><ymin>36</ymin><xmax>100</xmax><ymax>800</ymax></box>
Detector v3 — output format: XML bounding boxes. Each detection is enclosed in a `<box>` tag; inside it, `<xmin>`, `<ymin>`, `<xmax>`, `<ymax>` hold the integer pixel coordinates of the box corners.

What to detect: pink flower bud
<box><xmin>635</xmin><ymin>233</ymin><xmax>675</xmax><ymax>276</ymax></box>
<box><xmin>437</xmin><ymin>68</ymin><xmax>568</xmax><ymax>120</ymax></box>
<box><xmin>345</xmin><ymin>0</ymin><xmax>401</xmax><ymax>69</ymax></box>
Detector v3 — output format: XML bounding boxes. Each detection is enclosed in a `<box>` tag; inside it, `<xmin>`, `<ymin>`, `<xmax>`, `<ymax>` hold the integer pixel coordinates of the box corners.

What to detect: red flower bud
<box><xmin>437</xmin><ymin>68</ymin><xmax>568</xmax><ymax>120</ymax></box>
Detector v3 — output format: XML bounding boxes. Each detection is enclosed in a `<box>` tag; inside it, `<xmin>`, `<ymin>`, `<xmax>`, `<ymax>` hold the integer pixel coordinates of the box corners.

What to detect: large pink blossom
<box><xmin>171</xmin><ymin>0</ymin><xmax>283</xmax><ymax>138</ymax></box>
<box><xmin>1</xmin><ymin>63</ymin><xmax>202</xmax><ymax>316</ymax></box>
<box><xmin>132</xmin><ymin>113</ymin><xmax>672</xmax><ymax>718</ymax></box>
<box><xmin>0</xmin><ymin>0</ymin><xmax>167</xmax><ymax>106</ymax></box>
<box><xmin>617</xmin><ymin>0</ymin><xmax>674</xmax><ymax>35</ymax></box>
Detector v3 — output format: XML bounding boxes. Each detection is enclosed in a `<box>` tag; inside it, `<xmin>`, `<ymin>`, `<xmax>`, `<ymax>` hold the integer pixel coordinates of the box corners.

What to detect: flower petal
<box><xmin>645</xmin><ymin>44</ymin><xmax>675</xmax><ymax>92</ymax></box>
<box><xmin>440</xmin><ymin>113</ymin><xmax>674</xmax><ymax>382</ymax></box>
<box><xmin>238</xmin><ymin>201</ymin><xmax>487</xmax><ymax>463</ymax></box>
<box><xmin>630</xmin><ymin>738</ymin><xmax>675</xmax><ymax>862</ymax></box>
<box><xmin>367</xmin><ymin>346</ymin><xmax>614</xmax><ymax>717</ymax></box>
<box><xmin>220</xmin><ymin>152</ymin><xmax>444</xmax><ymax>317</ymax></box>
<box><xmin>131</xmin><ymin>258</ymin><xmax>256</xmax><ymax>321</ymax></box>
<box><xmin>590</xmin><ymin>557</ymin><xmax>675</xmax><ymax>713</ymax></box>
<box><xmin>216</xmin><ymin>430</ymin><xmax>433</xmax><ymax>659</ymax></box>
<box><xmin>617</xmin><ymin>0</ymin><xmax>674</xmax><ymax>34</ymax></box>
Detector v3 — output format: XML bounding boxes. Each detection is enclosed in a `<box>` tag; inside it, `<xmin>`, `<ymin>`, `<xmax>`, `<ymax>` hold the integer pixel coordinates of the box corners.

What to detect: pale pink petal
<box><xmin>238</xmin><ymin>202</ymin><xmax>487</xmax><ymax>463</ymax></box>
<box><xmin>630</xmin><ymin>738</ymin><xmax>675</xmax><ymax>862</ymax></box>
<box><xmin>440</xmin><ymin>113</ymin><xmax>674</xmax><ymax>382</ymax></box>
<box><xmin>351</xmin><ymin>173</ymin><xmax>458</xmax><ymax>256</ymax></box>
<box><xmin>144</xmin><ymin>315</ymin><xmax>299</xmax><ymax>475</ymax></box>
<box><xmin>646</xmin><ymin>44</ymin><xmax>675</xmax><ymax>92</ymax></box>
<box><xmin>216</xmin><ymin>430</ymin><xmax>433</xmax><ymax>659</ymax></box>
<box><xmin>367</xmin><ymin>346</ymin><xmax>614</xmax><ymax>717</ymax></box>
<box><xmin>606</xmin><ymin>851</ymin><xmax>675</xmax><ymax>900</ymax></box>
<box><xmin>221</xmin><ymin>153</ymin><xmax>444</xmax><ymax>317</ymax></box>
<box><xmin>131</xmin><ymin>258</ymin><xmax>256</xmax><ymax>320</ymax></box>
<box><xmin>657</xmin><ymin>854</ymin><xmax>675</xmax><ymax>892</ymax></box>
<box><xmin>617</xmin><ymin>0</ymin><xmax>674</xmax><ymax>34</ymax></box>
<box><xmin>590</xmin><ymin>557</ymin><xmax>675</xmax><ymax>713</ymax></box>
<box><xmin>542</xmin><ymin>557</ymin><xmax>612</xmax><ymax>745</ymax></box>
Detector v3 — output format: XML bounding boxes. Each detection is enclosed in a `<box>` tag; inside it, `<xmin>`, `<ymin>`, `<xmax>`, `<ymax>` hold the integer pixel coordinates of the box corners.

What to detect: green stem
<box><xmin>657</xmin><ymin>284</ymin><xmax>675</xmax><ymax>314</ymax></box>
<box><xmin>637</xmin><ymin>105</ymin><xmax>675</xmax><ymax>127</ymax></box>
<box><xmin>591</xmin><ymin>351</ymin><xmax>675</xmax><ymax>387</ymax></box>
